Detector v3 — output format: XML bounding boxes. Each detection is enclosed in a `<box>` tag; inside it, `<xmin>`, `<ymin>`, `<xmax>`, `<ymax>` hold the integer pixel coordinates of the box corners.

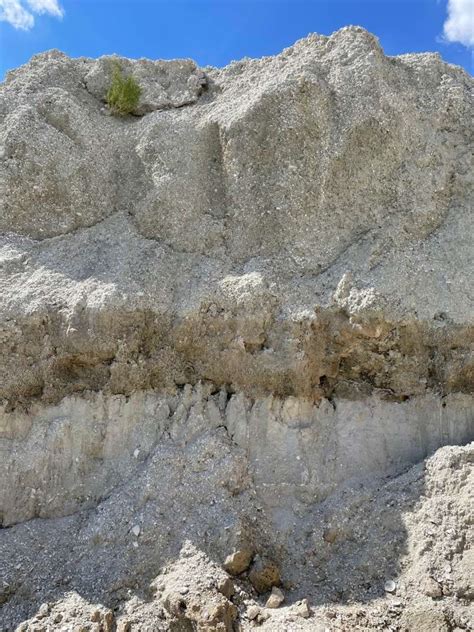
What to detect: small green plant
<box><xmin>106</xmin><ymin>62</ymin><xmax>142</xmax><ymax>116</ymax></box>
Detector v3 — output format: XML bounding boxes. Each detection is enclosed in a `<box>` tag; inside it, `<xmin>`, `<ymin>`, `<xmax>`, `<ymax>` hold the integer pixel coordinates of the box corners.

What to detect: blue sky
<box><xmin>0</xmin><ymin>1</ymin><xmax>473</xmax><ymax>79</ymax></box>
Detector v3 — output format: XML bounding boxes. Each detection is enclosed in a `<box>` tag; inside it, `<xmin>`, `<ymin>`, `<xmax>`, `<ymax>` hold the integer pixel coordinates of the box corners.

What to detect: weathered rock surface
<box><xmin>1</xmin><ymin>27</ymin><xmax>473</xmax><ymax>408</ymax></box>
<box><xmin>0</xmin><ymin>26</ymin><xmax>473</xmax><ymax>631</ymax></box>
<box><xmin>1</xmin><ymin>443</ymin><xmax>473</xmax><ymax>631</ymax></box>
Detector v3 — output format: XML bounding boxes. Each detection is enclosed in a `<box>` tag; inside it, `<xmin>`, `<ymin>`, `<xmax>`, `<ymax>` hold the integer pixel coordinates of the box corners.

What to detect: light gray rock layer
<box><xmin>1</xmin><ymin>387</ymin><xmax>472</xmax><ymax>526</ymax></box>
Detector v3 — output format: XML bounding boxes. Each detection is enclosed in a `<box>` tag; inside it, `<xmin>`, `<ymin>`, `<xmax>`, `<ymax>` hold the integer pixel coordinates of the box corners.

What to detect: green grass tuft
<box><xmin>106</xmin><ymin>62</ymin><xmax>142</xmax><ymax>116</ymax></box>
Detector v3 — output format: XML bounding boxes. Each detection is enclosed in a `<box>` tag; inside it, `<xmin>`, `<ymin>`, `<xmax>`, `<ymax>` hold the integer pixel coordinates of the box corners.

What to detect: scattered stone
<box><xmin>265</xmin><ymin>586</ymin><xmax>285</xmax><ymax>609</ymax></box>
<box><xmin>223</xmin><ymin>549</ymin><xmax>253</xmax><ymax>575</ymax></box>
<box><xmin>37</xmin><ymin>603</ymin><xmax>50</xmax><ymax>618</ymax></box>
<box><xmin>217</xmin><ymin>577</ymin><xmax>235</xmax><ymax>599</ymax></box>
<box><xmin>131</xmin><ymin>525</ymin><xmax>141</xmax><ymax>537</ymax></box>
<box><xmin>247</xmin><ymin>605</ymin><xmax>260</xmax><ymax>620</ymax></box>
<box><xmin>294</xmin><ymin>598</ymin><xmax>311</xmax><ymax>618</ymax></box>
<box><xmin>249</xmin><ymin>557</ymin><xmax>281</xmax><ymax>594</ymax></box>
<box><xmin>103</xmin><ymin>610</ymin><xmax>115</xmax><ymax>631</ymax></box>
<box><xmin>323</xmin><ymin>528</ymin><xmax>339</xmax><ymax>544</ymax></box>
<box><xmin>422</xmin><ymin>577</ymin><xmax>442</xmax><ymax>598</ymax></box>
<box><xmin>257</xmin><ymin>611</ymin><xmax>270</xmax><ymax>623</ymax></box>
<box><xmin>133</xmin><ymin>449</ymin><xmax>140</xmax><ymax>458</ymax></box>
<box><xmin>116</xmin><ymin>621</ymin><xmax>131</xmax><ymax>632</ymax></box>
<box><xmin>90</xmin><ymin>609</ymin><xmax>101</xmax><ymax>622</ymax></box>
<box><xmin>384</xmin><ymin>580</ymin><xmax>397</xmax><ymax>593</ymax></box>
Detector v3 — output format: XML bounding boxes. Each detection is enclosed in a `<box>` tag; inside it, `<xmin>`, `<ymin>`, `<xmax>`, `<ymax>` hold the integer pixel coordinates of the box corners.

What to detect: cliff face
<box><xmin>0</xmin><ymin>27</ymin><xmax>473</xmax><ymax>631</ymax></box>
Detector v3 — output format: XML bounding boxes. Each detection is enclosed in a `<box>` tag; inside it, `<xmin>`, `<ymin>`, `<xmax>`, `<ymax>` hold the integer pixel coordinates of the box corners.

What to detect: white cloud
<box><xmin>0</xmin><ymin>0</ymin><xmax>34</xmax><ymax>30</ymax></box>
<box><xmin>26</xmin><ymin>0</ymin><xmax>63</xmax><ymax>18</ymax></box>
<box><xmin>0</xmin><ymin>0</ymin><xmax>63</xmax><ymax>30</ymax></box>
<box><xmin>443</xmin><ymin>0</ymin><xmax>474</xmax><ymax>47</ymax></box>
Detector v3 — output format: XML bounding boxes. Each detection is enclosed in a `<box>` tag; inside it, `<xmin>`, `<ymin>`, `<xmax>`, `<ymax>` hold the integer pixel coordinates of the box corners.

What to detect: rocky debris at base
<box><xmin>223</xmin><ymin>549</ymin><xmax>254</xmax><ymax>576</ymax></box>
<box><xmin>293</xmin><ymin>599</ymin><xmax>311</xmax><ymax>619</ymax></box>
<box><xmin>265</xmin><ymin>587</ymin><xmax>285</xmax><ymax>609</ymax></box>
<box><xmin>421</xmin><ymin>576</ymin><xmax>443</xmax><ymax>598</ymax></box>
<box><xmin>2</xmin><ymin>443</ymin><xmax>473</xmax><ymax>631</ymax></box>
<box><xmin>247</xmin><ymin>604</ymin><xmax>261</xmax><ymax>621</ymax></box>
<box><xmin>217</xmin><ymin>577</ymin><xmax>235</xmax><ymax>600</ymax></box>
<box><xmin>248</xmin><ymin>557</ymin><xmax>281</xmax><ymax>594</ymax></box>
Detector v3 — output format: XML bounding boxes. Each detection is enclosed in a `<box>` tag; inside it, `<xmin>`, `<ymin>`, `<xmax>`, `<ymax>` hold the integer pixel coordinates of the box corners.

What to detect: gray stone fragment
<box><xmin>265</xmin><ymin>586</ymin><xmax>285</xmax><ymax>608</ymax></box>
<box><xmin>223</xmin><ymin>549</ymin><xmax>254</xmax><ymax>575</ymax></box>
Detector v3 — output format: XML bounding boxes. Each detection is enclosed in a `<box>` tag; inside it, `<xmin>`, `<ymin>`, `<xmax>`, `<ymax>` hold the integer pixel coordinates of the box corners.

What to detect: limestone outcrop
<box><xmin>0</xmin><ymin>27</ymin><xmax>472</xmax><ymax>631</ymax></box>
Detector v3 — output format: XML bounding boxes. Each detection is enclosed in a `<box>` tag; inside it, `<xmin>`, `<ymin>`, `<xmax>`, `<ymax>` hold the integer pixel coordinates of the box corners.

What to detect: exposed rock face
<box><xmin>0</xmin><ymin>26</ymin><xmax>472</xmax><ymax>631</ymax></box>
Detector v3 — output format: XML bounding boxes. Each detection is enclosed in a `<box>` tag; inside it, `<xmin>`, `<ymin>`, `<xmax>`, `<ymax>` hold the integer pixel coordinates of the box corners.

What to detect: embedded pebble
<box><xmin>247</xmin><ymin>605</ymin><xmax>260</xmax><ymax>620</ymax></box>
<box><xmin>265</xmin><ymin>586</ymin><xmax>285</xmax><ymax>608</ymax></box>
